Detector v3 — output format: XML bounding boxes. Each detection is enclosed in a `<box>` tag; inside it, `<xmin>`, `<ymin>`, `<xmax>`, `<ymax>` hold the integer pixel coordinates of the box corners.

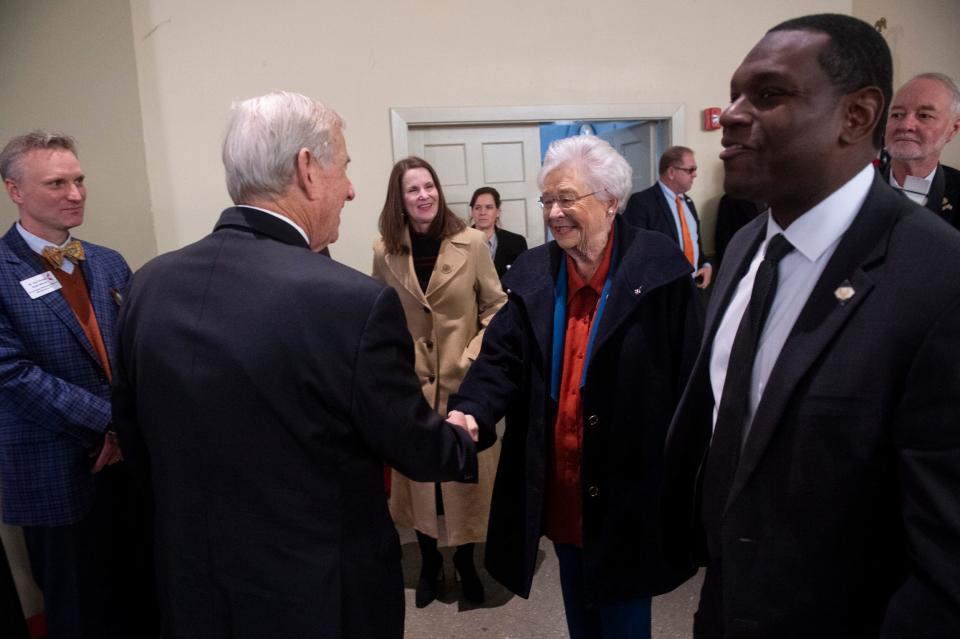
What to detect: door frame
<box><xmin>389</xmin><ymin>103</ymin><xmax>685</xmax><ymax>162</ymax></box>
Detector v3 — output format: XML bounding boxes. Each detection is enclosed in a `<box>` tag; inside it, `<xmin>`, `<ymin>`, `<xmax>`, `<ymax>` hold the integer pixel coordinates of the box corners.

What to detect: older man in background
<box><xmin>113</xmin><ymin>91</ymin><xmax>478</xmax><ymax>639</ymax></box>
<box><xmin>883</xmin><ymin>72</ymin><xmax>960</xmax><ymax>226</ymax></box>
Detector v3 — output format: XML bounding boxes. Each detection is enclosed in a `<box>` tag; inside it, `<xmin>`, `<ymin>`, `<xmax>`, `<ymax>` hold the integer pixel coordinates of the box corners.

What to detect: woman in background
<box><xmin>469</xmin><ymin>186</ymin><xmax>528</xmax><ymax>280</ymax></box>
<box><xmin>372</xmin><ymin>157</ymin><xmax>506</xmax><ymax>608</ymax></box>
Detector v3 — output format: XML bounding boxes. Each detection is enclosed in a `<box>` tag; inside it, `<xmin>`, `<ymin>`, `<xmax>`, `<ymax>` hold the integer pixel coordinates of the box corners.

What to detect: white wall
<box><xmin>0</xmin><ymin>0</ymin><xmax>157</xmax><ymax>269</ymax></box>
<box><xmin>129</xmin><ymin>0</ymin><xmax>848</xmax><ymax>269</ymax></box>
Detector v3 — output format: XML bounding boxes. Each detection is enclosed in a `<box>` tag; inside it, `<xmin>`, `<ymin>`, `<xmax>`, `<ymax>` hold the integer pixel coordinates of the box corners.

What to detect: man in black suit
<box><xmin>883</xmin><ymin>72</ymin><xmax>960</xmax><ymax>227</ymax></box>
<box><xmin>113</xmin><ymin>91</ymin><xmax>478</xmax><ymax>639</ymax></box>
<box><xmin>623</xmin><ymin>146</ymin><xmax>712</xmax><ymax>288</ymax></box>
<box><xmin>662</xmin><ymin>14</ymin><xmax>960</xmax><ymax>638</ymax></box>
<box><xmin>469</xmin><ymin>186</ymin><xmax>528</xmax><ymax>279</ymax></box>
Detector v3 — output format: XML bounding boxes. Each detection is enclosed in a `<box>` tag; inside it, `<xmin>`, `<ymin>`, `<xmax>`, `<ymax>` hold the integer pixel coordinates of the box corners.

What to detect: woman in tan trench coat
<box><xmin>372</xmin><ymin>157</ymin><xmax>506</xmax><ymax>608</ymax></box>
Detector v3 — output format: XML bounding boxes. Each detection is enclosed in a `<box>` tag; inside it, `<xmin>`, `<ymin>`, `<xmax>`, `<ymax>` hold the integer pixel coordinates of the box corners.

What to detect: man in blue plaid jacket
<box><xmin>0</xmin><ymin>132</ymin><xmax>156</xmax><ymax>638</ymax></box>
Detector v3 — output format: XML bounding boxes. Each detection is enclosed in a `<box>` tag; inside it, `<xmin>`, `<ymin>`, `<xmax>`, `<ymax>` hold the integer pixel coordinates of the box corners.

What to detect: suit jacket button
<box><xmin>587</xmin><ymin>414</ymin><xmax>599</xmax><ymax>426</ymax></box>
<box><xmin>587</xmin><ymin>485</ymin><xmax>599</xmax><ymax>498</ymax></box>
<box><xmin>428</xmin><ymin>375</ymin><xmax>436</xmax><ymax>384</ymax></box>
<box><xmin>423</xmin><ymin>306</ymin><xmax>431</xmax><ymax>314</ymax></box>
<box><xmin>425</xmin><ymin>340</ymin><xmax>434</xmax><ymax>349</ymax></box>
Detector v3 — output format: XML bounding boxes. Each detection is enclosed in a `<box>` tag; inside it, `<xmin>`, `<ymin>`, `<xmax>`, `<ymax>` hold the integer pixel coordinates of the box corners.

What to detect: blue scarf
<box><xmin>549</xmin><ymin>241</ymin><xmax>618</xmax><ymax>400</ymax></box>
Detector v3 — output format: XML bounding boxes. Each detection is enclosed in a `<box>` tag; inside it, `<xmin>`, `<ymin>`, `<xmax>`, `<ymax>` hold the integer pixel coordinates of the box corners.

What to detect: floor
<box><xmin>398</xmin><ymin>525</ymin><xmax>703</xmax><ymax>639</ymax></box>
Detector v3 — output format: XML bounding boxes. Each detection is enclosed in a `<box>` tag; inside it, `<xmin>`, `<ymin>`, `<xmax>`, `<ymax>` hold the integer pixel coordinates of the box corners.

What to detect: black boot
<box><xmin>453</xmin><ymin>543</ymin><xmax>484</xmax><ymax>603</ymax></box>
<box><xmin>415</xmin><ymin>531</ymin><xmax>444</xmax><ymax>608</ymax></box>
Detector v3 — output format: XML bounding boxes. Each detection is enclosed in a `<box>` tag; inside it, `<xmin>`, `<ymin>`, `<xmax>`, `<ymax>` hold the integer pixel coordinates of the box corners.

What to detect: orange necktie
<box><xmin>675</xmin><ymin>194</ymin><xmax>695</xmax><ymax>266</ymax></box>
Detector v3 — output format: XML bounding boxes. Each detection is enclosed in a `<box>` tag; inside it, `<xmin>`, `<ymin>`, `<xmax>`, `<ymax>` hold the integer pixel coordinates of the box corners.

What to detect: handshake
<box><xmin>447</xmin><ymin>410</ymin><xmax>479</xmax><ymax>443</ymax></box>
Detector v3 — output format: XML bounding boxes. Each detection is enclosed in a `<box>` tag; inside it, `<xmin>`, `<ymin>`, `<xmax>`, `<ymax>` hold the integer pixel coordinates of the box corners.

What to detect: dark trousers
<box><xmin>554</xmin><ymin>543</ymin><xmax>652</xmax><ymax>639</ymax></box>
<box><xmin>0</xmin><ymin>535</ymin><xmax>29</xmax><ymax>639</ymax></box>
<box><xmin>22</xmin><ymin>463</ymin><xmax>158</xmax><ymax>639</ymax></box>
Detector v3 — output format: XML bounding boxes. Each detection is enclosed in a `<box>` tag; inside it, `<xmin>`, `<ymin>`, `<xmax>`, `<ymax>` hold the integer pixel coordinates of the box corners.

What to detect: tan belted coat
<box><xmin>372</xmin><ymin>226</ymin><xmax>506</xmax><ymax>544</ymax></box>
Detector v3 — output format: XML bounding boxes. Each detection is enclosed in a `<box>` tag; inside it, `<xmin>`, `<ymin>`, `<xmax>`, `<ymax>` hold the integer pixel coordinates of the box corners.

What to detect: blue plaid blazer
<box><xmin>0</xmin><ymin>224</ymin><xmax>131</xmax><ymax>526</ymax></box>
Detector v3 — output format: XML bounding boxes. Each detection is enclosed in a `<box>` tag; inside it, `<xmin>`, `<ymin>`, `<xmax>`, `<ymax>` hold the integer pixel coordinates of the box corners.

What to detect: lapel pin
<box><xmin>943</xmin><ymin>197</ymin><xmax>953</xmax><ymax>212</ymax></box>
<box><xmin>834</xmin><ymin>282</ymin><xmax>855</xmax><ymax>305</ymax></box>
<box><xmin>110</xmin><ymin>288</ymin><xmax>123</xmax><ymax>306</ymax></box>
<box><xmin>633</xmin><ymin>286</ymin><xmax>643</xmax><ymax>296</ymax></box>
<box><xmin>441</xmin><ymin>264</ymin><xmax>452</xmax><ymax>274</ymax></box>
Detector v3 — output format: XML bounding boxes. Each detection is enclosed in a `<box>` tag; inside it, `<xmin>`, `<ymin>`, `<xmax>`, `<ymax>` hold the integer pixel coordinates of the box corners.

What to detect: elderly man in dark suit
<box><xmin>662</xmin><ymin>14</ymin><xmax>960</xmax><ymax>638</ymax></box>
<box><xmin>883</xmin><ymin>72</ymin><xmax>960</xmax><ymax>227</ymax></box>
<box><xmin>0</xmin><ymin>132</ymin><xmax>156</xmax><ymax>638</ymax></box>
<box><xmin>113</xmin><ymin>91</ymin><xmax>478</xmax><ymax>639</ymax></box>
<box><xmin>623</xmin><ymin>146</ymin><xmax>712</xmax><ymax>289</ymax></box>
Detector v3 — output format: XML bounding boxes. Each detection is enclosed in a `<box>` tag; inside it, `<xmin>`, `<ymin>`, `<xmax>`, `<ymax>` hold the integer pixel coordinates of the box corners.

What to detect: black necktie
<box><xmin>701</xmin><ymin>233</ymin><xmax>794</xmax><ymax>542</ymax></box>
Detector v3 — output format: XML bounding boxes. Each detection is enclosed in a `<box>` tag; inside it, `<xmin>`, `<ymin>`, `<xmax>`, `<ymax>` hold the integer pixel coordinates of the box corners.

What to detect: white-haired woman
<box><xmin>448</xmin><ymin>136</ymin><xmax>703</xmax><ymax>638</ymax></box>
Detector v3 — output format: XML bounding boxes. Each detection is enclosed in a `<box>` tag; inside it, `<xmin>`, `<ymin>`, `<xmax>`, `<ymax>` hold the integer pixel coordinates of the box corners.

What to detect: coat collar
<box><xmin>380</xmin><ymin>226</ymin><xmax>474</xmax><ymax>305</ymax></box>
<box><xmin>504</xmin><ymin>215</ymin><xmax>693</xmax><ymax>368</ymax></box>
<box><xmin>213</xmin><ymin>206</ymin><xmax>310</xmax><ymax>249</ymax></box>
<box><xmin>724</xmin><ymin>174</ymin><xmax>903</xmax><ymax>512</ymax></box>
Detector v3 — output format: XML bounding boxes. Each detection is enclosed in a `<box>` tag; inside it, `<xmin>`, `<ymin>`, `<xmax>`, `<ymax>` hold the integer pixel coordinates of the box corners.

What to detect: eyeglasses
<box><xmin>538</xmin><ymin>191</ymin><xmax>600</xmax><ymax>210</ymax></box>
<box><xmin>673</xmin><ymin>166</ymin><xmax>697</xmax><ymax>175</ymax></box>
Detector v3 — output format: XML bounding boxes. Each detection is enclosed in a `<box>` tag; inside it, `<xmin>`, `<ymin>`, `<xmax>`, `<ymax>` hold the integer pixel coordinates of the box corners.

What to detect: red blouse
<box><xmin>545</xmin><ymin>229</ymin><xmax>614</xmax><ymax>547</ymax></box>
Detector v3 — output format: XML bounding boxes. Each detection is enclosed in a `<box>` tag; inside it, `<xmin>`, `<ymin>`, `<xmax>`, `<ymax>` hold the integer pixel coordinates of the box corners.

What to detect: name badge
<box><xmin>20</xmin><ymin>272</ymin><xmax>62</xmax><ymax>299</ymax></box>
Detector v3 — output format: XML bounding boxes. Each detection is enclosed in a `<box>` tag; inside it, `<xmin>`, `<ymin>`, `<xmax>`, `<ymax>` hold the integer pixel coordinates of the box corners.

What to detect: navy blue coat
<box><xmin>450</xmin><ymin>215</ymin><xmax>703</xmax><ymax>607</ymax></box>
<box><xmin>0</xmin><ymin>224</ymin><xmax>130</xmax><ymax>526</ymax></box>
<box><xmin>114</xmin><ymin>207</ymin><xmax>477</xmax><ymax>639</ymax></box>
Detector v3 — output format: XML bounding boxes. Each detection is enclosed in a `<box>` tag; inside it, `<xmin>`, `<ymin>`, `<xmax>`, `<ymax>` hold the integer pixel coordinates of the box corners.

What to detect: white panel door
<box><xmin>600</xmin><ymin>122</ymin><xmax>657</xmax><ymax>195</ymax></box>
<box><xmin>408</xmin><ymin>124</ymin><xmax>544</xmax><ymax>246</ymax></box>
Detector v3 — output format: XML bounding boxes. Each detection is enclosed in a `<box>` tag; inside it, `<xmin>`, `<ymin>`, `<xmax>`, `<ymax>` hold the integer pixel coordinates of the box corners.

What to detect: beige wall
<box><xmin>129</xmin><ymin>0</ymin><xmax>847</xmax><ymax>269</ymax></box>
<box><xmin>0</xmin><ymin>0</ymin><xmax>157</xmax><ymax>269</ymax></box>
<box><xmin>4</xmin><ymin>1</ymin><xmax>959</xmax><ymax>268</ymax></box>
<box><xmin>853</xmin><ymin>0</ymin><xmax>960</xmax><ymax>169</ymax></box>
<box><xmin>1</xmin><ymin>0</ymin><xmax>958</xmax><ymax>618</ymax></box>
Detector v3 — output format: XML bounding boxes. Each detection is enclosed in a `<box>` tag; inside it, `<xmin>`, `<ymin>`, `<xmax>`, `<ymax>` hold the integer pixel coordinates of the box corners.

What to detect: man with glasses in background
<box><xmin>624</xmin><ymin>145</ymin><xmax>712</xmax><ymax>289</ymax></box>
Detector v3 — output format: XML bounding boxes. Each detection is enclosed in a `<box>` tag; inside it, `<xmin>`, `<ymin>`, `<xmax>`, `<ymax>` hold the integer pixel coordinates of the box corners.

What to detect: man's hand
<box><xmin>447</xmin><ymin>410</ymin><xmax>479</xmax><ymax>443</ymax></box>
<box><xmin>91</xmin><ymin>430</ymin><xmax>123</xmax><ymax>474</ymax></box>
<box><xmin>695</xmin><ymin>264</ymin><xmax>713</xmax><ymax>289</ymax></box>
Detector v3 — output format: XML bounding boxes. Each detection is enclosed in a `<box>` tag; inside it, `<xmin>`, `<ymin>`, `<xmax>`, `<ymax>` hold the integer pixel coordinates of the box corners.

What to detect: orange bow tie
<box><xmin>42</xmin><ymin>240</ymin><xmax>85</xmax><ymax>270</ymax></box>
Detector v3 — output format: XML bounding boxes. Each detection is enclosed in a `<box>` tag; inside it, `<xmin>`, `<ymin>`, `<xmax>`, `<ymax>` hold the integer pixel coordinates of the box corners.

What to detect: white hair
<box><xmin>537</xmin><ymin>135</ymin><xmax>633</xmax><ymax>212</ymax></box>
<box><xmin>909</xmin><ymin>72</ymin><xmax>960</xmax><ymax>115</ymax></box>
<box><xmin>222</xmin><ymin>91</ymin><xmax>344</xmax><ymax>204</ymax></box>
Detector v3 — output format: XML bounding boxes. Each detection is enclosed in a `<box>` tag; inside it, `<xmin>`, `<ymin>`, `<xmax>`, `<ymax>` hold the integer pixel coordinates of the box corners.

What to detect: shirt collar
<box><xmin>16</xmin><ymin>222</ymin><xmax>74</xmax><ymax>254</ymax></box>
<box><xmin>766</xmin><ymin>163</ymin><xmax>873</xmax><ymax>263</ymax></box>
<box><xmin>658</xmin><ymin>180</ymin><xmax>681</xmax><ymax>202</ymax></box>
<box><xmin>236</xmin><ymin>205</ymin><xmax>309</xmax><ymax>245</ymax></box>
<box><xmin>888</xmin><ymin>164</ymin><xmax>938</xmax><ymax>191</ymax></box>
<box><xmin>566</xmin><ymin>225</ymin><xmax>615</xmax><ymax>298</ymax></box>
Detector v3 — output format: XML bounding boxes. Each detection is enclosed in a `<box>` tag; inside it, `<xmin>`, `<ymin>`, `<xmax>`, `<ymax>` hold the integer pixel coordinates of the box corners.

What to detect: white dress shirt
<box><xmin>709</xmin><ymin>163</ymin><xmax>874</xmax><ymax>441</ymax></box>
<box><xmin>888</xmin><ymin>165</ymin><xmax>936</xmax><ymax>206</ymax></box>
<box><xmin>17</xmin><ymin>222</ymin><xmax>78</xmax><ymax>274</ymax></box>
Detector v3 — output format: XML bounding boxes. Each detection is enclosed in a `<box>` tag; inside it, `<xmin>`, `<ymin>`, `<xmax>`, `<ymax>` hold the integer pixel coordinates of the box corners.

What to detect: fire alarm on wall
<box><xmin>703</xmin><ymin>107</ymin><xmax>721</xmax><ymax>131</ymax></box>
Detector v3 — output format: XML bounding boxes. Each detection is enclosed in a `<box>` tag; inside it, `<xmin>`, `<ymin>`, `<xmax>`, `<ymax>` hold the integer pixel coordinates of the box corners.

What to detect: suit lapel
<box><xmin>705</xmin><ymin>215</ymin><xmax>767</xmax><ymax>345</ymax></box>
<box><xmin>2</xmin><ymin>228</ymin><xmax>102</xmax><ymax>366</ymax></box>
<box><xmin>381</xmin><ymin>226</ymin><xmax>429</xmax><ymax>306</ymax></box>
<box><xmin>927</xmin><ymin>165</ymin><xmax>946</xmax><ymax>216</ymax></box>
<box><xmin>655</xmin><ymin>188</ymin><xmax>681</xmax><ymax>243</ymax></box>
<box><xmin>727</xmin><ymin>178</ymin><xmax>897</xmax><ymax>508</ymax></box>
